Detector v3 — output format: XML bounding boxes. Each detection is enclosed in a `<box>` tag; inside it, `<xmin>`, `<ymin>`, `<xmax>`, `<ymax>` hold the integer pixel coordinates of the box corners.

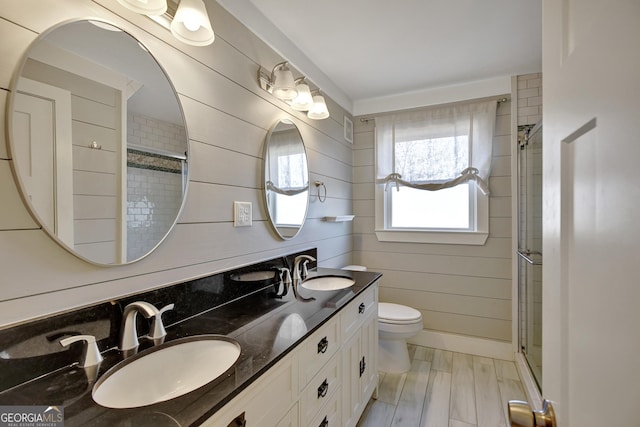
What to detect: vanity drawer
<box><xmin>299</xmin><ymin>315</ymin><xmax>340</xmax><ymax>387</ymax></box>
<box><xmin>202</xmin><ymin>351</ymin><xmax>298</xmax><ymax>427</ymax></box>
<box><xmin>341</xmin><ymin>285</ymin><xmax>377</xmax><ymax>341</ymax></box>
<box><xmin>307</xmin><ymin>386</ymin><xmax>342</xmax><ymax>427</ymax></box>
<box><xmin>300</xmin><ymin>353</ymin><xmax>340</xmax><ymax>427</ymax></box>
<box><xmin>276</xmin><ymin>402</ymin><xmax>299</xmax><ymax>427</ymax></box>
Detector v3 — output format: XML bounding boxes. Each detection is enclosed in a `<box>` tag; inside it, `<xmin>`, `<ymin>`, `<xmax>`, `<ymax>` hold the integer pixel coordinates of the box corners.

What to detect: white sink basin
<box><xmin>93</xmin><ymin>335</ymin><xmax>241</xmax><ymax>408</ymax></box>
<box><xmin>301</xmin><ymin>276</ymin><xmax>355</xmax><ymax>291</ymax></box>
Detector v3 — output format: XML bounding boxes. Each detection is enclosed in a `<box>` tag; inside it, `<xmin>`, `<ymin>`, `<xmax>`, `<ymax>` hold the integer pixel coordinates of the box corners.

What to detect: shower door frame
<box><xmin>516</xmin><ymin>121</ymin><xmax>544</xmax><ymax>393</ymax></box>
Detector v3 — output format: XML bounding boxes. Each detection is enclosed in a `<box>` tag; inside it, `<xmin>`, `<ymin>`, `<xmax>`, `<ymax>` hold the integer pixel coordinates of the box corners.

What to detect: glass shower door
<box><xmin>518</xmin><ymin>123</ymin><xmax>543</xmax><ymax>388</ymax></box>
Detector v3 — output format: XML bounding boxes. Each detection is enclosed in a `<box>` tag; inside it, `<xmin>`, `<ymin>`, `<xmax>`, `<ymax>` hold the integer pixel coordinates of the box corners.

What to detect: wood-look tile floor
<box><xmin>357</xmin><ymin>345</ymin><xmax>527</xmax><ymax>427</ymax></box>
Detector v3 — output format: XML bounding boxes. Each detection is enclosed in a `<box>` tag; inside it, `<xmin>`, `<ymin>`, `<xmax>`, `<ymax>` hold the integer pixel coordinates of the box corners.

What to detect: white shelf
<box><xmin>324</xmin><ymin>215</ymin><xmax>355</xmax><ymax>222</ymax></box>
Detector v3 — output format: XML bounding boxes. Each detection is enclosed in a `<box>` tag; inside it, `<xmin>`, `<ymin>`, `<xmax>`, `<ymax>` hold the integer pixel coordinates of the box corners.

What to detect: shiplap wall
<box><xmin>352</xmin><ymin>100</ymin><xmax>513</xmax><ymax>342</ymax></box>
<box><xmin>0</xmin><ymin>0</ymin><xmax>354</xmax><ymax>328</ymax></box>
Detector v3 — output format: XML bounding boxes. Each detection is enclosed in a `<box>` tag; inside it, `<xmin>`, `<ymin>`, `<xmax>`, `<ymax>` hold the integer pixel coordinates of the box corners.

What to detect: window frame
<box><xmin>374</xmin><ymin>115</ymin><xmax>490</xmax><ymax>245</ymax></box>
<box><xmin>375</xmin><ymin>181</ymin><xmax>489</xmax><ymax>245</ymax></box>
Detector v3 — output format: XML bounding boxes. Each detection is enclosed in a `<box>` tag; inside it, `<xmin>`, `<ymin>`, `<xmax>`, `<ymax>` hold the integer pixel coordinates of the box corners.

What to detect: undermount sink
<box><xmin>92</xmin><ymin>335</ymin><xmax>241</xmax><ymax>408</ymax></box>
<box><xmin>301</xmin><ymin>275</ymin><xmax>355</xmax><ymax>291</ymax></box>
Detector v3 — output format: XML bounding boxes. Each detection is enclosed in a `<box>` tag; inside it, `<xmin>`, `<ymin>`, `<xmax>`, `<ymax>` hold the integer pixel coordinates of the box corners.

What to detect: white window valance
<box><xmin>375</xmin><ymin>100</ymin><xmax>497</xmax><ymax>195</ymax></box>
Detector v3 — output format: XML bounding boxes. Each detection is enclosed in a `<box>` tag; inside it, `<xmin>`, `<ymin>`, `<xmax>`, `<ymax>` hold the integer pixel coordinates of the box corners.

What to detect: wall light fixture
<box><xmin>170</xmin><ymin>0</ymin><xmax>214</xmax><ymax>46</ymax></box>
<box><xmin>307</xmin><ymin>91</ymin><xmax>330</xmax><ymax>120</ymax></box>
<box><xmin>119</xmin><ymin>0</ymin><xmax>214</xmax><ymax>47</ymax></box>
<box><xmin>258</xmin><ymin>63</ymin><xmax>330</xmax><ymax>120</ymax></box>
<box><xmin>290</xmin><ymin>78</ymin><xmax>314</xmax><ymax>111</ymax></box>
<box><xmin>270</xmin><ymin>62</ymin><xmax>298</xmax><ymax>100</ymax></box>
<box><xmin>117</xmin><ymin>0</ymin><xmax>167</xmax><ymax>15</ymax></box>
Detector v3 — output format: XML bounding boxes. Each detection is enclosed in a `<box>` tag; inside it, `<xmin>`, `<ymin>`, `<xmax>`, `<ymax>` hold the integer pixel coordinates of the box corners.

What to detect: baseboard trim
<box><xmin>514</xmin><ymin>353</ymin><xmax>543</xmax><ymax>410</ymax></box>
<box><xmin>407</xmin><ymin>329</ymin><xmax>514</xmax><ymax>361</ymax></box>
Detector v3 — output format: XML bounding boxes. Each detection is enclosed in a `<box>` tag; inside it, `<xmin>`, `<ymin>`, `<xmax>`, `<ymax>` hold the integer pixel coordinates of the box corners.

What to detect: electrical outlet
<box><xmin>234</xmin><ymin>201</ymin><xmax>252</xmax><ymax>227</ymax></box>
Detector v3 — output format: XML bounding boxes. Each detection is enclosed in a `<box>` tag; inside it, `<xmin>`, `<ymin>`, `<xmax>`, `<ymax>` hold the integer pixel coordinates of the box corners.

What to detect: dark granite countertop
<box><xmin>0</xmin><ymin>268</ymin><xmax>381</xmax><ymax>426</ymax></box>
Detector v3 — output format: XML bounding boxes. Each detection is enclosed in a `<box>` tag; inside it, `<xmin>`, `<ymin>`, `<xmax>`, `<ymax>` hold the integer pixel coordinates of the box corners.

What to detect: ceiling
<box><xmin>216</xmin><ymin>0</ymin><xmax>542</xmax><ymax>116</ymax></box>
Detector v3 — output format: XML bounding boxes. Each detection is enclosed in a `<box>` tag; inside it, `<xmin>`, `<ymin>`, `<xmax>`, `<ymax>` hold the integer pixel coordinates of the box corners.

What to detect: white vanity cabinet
<box><xmin>202</xmin><ymin>281</ymin><xmax>379</xmax><ymax>427</ymax></box>
<box><xmin>341</xmin><ymin>284</ymin><xmax>378</xmax><ymax>427</ymax></box>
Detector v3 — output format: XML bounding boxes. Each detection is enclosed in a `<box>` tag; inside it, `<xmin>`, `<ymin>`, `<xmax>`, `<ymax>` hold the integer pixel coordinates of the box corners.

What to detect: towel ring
<box><xmin>315</xmin><ymin>181</ymin><xmax>327</xmax><ymax>203</ymax></box>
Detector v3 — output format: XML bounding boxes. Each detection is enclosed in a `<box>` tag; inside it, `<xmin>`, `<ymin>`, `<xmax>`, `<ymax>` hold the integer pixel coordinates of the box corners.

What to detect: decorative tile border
<box><xmin>127</xmin><ymin>149</ymin><xmax>183</xmax><ymax>174</ymax></box>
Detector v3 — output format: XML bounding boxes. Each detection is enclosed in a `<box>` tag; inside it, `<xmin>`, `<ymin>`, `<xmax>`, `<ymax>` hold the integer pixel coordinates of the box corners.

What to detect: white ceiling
<box><xmin>216</xmin><ymin>0</ymin><xmax>542</xmax><ymax>116</ymax></box>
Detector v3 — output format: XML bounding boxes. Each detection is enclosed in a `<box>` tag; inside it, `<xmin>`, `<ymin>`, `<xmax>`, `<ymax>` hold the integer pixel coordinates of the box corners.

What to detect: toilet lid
<box><xmin>378</xmin><ymin>302</ymin><xmax>422</xmax><ymax>324</ymax></box>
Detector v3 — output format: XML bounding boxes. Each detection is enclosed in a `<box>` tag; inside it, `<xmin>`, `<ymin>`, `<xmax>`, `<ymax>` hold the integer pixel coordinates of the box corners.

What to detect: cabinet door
<box><xmin>341</xmin><ymin>330</ymin><xmax>362</xmax><ymax>427</ymax></box>
<box><xmin>360</xmin><ymin>312</ymin><xmax>378</xmax><ymax>409</ymax></box>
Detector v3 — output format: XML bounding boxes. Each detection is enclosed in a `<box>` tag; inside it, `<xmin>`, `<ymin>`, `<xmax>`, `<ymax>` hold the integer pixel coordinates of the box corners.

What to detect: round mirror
<box><xmin>263</xmin><ymin>119</ymin><xmax>309</xmax><ymax>240</ymax></box>
<box><xmin>7</xmin><ymin>20</ymin><xmax>189</xmax><ymax>265</ymax></box>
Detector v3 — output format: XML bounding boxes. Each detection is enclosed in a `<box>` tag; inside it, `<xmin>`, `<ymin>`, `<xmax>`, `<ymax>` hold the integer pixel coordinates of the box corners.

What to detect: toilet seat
<box><xmin>378</xmin><ymin>302</ymin><xmax>422</xmax><ymax>324</ymax></box>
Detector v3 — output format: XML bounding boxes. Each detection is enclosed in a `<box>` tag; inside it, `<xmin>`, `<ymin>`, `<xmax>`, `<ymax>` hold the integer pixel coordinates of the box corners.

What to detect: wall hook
<box><xmin>89</xmin><ymin>141</ymin><xmax>102</xmax><ymax>150</ymax></box>
<box><xmin>314</xmin><ymin>181</ymin><xmax>326</xmax><ymax>203</ymax></box>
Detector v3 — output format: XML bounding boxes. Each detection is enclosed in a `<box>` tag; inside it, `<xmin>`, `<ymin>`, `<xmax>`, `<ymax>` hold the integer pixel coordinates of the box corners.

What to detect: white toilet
<box><xmin>342</xmin><ymin>265</ymin><xmax>423</xmax><ymax>374</ymax></box>
<box><xmin>377</xmin><ymin>302</ymin><xmax>423</xmax><ymax>373</ymax></box>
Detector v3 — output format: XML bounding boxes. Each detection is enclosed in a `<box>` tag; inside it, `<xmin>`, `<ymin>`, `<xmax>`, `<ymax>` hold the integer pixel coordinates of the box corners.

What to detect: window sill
<box><xmin>374</xmin><ymin>229</ymin><xmax>489</xmax><ymax>245</ymax></box>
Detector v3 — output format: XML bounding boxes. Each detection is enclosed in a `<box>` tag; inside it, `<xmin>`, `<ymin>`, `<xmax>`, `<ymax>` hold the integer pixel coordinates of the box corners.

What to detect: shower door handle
<box><xmin>508</xmin><ymin>399</ymin><xmax>556</xmax><ymax>427</ymax></box>
<box><xmin>517</xmin><ymin>249</ymin><xmax>543</xmax><ymax>266</ymax></box>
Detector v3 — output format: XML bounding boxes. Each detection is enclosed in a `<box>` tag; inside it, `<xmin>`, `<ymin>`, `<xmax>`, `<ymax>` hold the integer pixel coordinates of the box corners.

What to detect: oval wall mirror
<box><xmin>7</xmin><ymin>20</ymin><xmax>189</xmax><ymax>265</ymax></box>
<box><xmin>263</xmin><ymin>119</ymin><xmax>309</xmax><ymax>240</ymax></box>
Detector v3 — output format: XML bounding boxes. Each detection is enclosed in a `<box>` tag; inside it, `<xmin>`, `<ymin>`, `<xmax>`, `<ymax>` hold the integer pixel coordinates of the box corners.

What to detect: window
<box><xmin>374</xmin><ymin>100</ymin><xmax>497</xmax><ymax>245</ymax></box>
<box><xmin>274</xmin><ymin>152</ymin><xmax>307</xmax><ymax>226</ymax></box>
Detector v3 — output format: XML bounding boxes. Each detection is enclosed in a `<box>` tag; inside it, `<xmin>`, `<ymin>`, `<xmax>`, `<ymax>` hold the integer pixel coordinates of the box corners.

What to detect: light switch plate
<box><xmin>234</xmin><ymin>201</ymin><xmax>252</xmax><ymax>227</ymax></box>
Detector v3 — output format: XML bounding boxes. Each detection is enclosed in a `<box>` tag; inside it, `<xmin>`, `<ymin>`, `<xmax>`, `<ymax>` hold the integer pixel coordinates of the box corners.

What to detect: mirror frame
<box><xmin>263</xmin><ymin>119</ymin><xmax>309</xmax><ymax>240</ymax></box>
<box><xmin>6</xmin><ymin>19</ymin><xmax>190</xmax><ymax>266</ymax></box>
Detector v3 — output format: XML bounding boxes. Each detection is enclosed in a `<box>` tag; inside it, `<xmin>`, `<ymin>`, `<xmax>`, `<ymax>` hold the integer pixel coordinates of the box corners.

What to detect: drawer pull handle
<box><xmin>359</xmin><ymin>356</ymin><xmax>366</xmax><ymax>377</ymax></box>
<box><xmin>317</xmin><ymin>379</ymin><xmax>329</xmax><ymax>398</ymax></box>
<box><xmin>358</xmin><ymin>303</ymin><xmax>365</xmax><ymax>314</ymax></box>
<box><xmin>319</xmin><ymin>415</ymin><xmax>329</xmax><ymax>427</ymax></box>
<box><xmin>317</xmin><ymin>336</ymin><xmax>328</xmax><ymax>354</ymax></box>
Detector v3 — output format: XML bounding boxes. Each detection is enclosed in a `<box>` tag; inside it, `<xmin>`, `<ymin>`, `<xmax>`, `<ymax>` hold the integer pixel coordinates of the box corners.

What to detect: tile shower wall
<box><xmin>127</xmin><ymin>166</ymin><xmax>183</xmax><ymax>261</ymax></box>
<box><xmin>353</xmin><ymin>100</ymin><xmax>513</xmax><ymax>342</ymax></box>
<box><xmin>127</xmin><ymin>112</ymin><xmax>187</xmax><ymax>154</ymax></box>
<box><xmin>126</xmin><ymin>113</ymin><xmax>186</xmax><ymax>261</ymax></box>
<box><xmin>0</xmin><ymin>0</ymin><xmax>354</xmax><ymax>328</ymax></box>
<box><xmin>517</xmin><ymin>73</ymin><xmax>542</xmax><ymax>126</ymax></box>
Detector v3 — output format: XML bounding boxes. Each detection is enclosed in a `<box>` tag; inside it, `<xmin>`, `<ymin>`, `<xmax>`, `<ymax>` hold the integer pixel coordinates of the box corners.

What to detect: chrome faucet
<box><xmin>120</xmin><ymin>301</ymin><xmax>174</xmax><ymax>354</ymax></box>
<box><xmin>292</xmin><ymin>255</ymin><xmax>316</xmax><ymax>302</ymax></box>
<box><xmin>293</xmin><ymin>254</ymin><xmax>315</xmax><ymax>282</ymax></box>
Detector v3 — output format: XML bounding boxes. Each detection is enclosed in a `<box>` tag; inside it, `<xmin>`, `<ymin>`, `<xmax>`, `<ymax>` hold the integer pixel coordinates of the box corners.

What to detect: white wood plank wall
<box><xmin>352</xmin><ymin>100</ymin><xmax>513</xmax><ymax>342</ymax></box>
<box><xmin>0</xmin><ymin>0</ymin><xmax>354</xmax><ymax>327</ymax></box>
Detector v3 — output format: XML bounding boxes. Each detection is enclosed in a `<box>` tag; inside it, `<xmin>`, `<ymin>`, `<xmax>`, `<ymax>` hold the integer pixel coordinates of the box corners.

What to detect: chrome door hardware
<box><xmin>508</xmin><ymin>399</ymin><xmax>556</xmax><ymax>427</ymax></box>
<box><xmin>517</xmin><ymin>249</ymin><xmax>543</xmax><ymax>266</ymax></box>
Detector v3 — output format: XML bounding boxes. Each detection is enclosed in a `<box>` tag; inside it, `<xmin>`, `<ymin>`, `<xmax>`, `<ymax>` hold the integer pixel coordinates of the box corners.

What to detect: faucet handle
<box><xmin>274</xmin><ymin>268</ymin><xmax>291</xmax><ymax>298</ymax></box>
<box><xmin>60</xmin><ymin>335</ymin><xmax>103</xmax><ymax>368</ymax></box>
<box><xmin>279</xmin><ymin>267</ymin><xmax>292</xmax><ymax>285</ymax></box>
<box><xmin>149</xmin><ymin>303</ymin><xmax>174</xmax><ymax>340</ymax></box>
<box><xmin>294</xmin><ymin>254</ymin><xmax>316</xmax><ymax>281</ymax></box>
<box><xmin>301</xmin><ymin>260</ymin><xmax>310</xmax><ymax>280</ymax></box>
